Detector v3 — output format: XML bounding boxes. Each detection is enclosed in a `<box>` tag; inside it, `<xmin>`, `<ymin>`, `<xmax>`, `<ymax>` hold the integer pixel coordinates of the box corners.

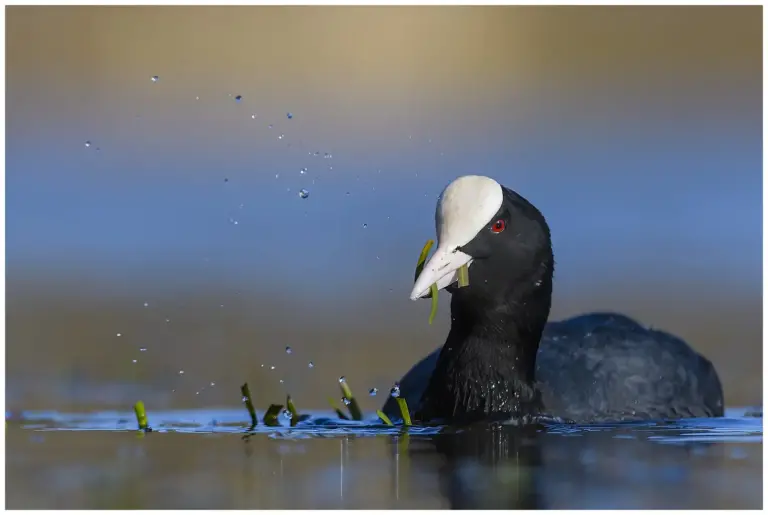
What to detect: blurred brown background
<box><xmin>6</xmin><ymin>6</ymin><xmax>762</xmax><ymax>414</ymax></box>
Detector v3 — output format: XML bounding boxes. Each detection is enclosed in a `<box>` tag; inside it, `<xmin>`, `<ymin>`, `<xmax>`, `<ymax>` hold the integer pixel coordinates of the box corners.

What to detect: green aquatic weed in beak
<box><xmin>414</xmin><ymin>240</ymin><xmax>439</xmax><ymax>324</ymax></box>
<box><xmin>414</xmin><ymin>239</ymin><xmax>435</xmax><ymax>282</ymax></box>
<box><xmin>415</xmin><ymin>239</ymin><xmax>469</xmax><ymax>325</ymax></box>
<box><xmin>457</xmin><ymin>262</ymin><xmax>469</xmax><ymax>288</ymax></box>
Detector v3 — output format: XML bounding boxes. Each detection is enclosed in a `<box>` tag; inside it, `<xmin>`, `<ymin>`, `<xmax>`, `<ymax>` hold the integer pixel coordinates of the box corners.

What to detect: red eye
<box><xmin>491</xmin><ymin>219</ymin><xmax>506</xmax><ymax>233</ymax></box>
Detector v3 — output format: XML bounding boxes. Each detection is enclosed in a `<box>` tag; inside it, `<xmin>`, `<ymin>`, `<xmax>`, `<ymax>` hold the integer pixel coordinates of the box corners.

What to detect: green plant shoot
<box><xmin>396</xmin><ymin>398</ymin><xmax>412</xmax><ymax>426</ymax></box>
<box><xmin>133</xmin><ymin>400</ymin><xmax>149</xmax><ymax>431</ymax></box>
<box><xmin>241</xmin><ymin>383</ymin><xmax>258</xmax><ymax>429</ymax></box>
<box><xmin>286</xmin><ymin>395</ymin><xmax>300</xmax><ymax>427</ymax></box>
<box><xmin>262</xmin><ymin>404</ymin><xmax>284</xmax><ymax>427</ymax></box>
<box><xmin>339</xmin><ymin>380</ymin><xmax>364</xmax><ymax>421</ymax></box>
<box><xmin>328</xmin><ymin>397</ymin><xmax>350</xmax><ymax>420</ymax></box>
<box><xmin>376</xmin><ymin>410</ymin><xmax>394</xmax><ymax>426</ymax></box>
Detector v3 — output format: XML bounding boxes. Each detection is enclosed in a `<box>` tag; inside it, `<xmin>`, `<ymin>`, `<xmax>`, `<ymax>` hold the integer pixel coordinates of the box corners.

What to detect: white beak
<box><xmin>410</xmin><ymin>244</ymin><xmax>473</xmax><ymax>301</ymax></box>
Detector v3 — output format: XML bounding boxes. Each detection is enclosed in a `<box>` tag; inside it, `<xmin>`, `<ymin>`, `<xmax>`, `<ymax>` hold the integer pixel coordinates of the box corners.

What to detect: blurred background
<box><xmin>6</xmin><ymin>5</ymin><xmax>762</xmax><ymax>415</ymax></box>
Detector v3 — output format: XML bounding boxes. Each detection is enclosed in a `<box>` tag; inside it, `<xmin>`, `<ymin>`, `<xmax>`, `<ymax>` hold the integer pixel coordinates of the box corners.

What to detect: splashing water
<box><xmin>390</xmin><ymin>383</ymin><xmax>401</xmax><ymax>398</ymax></box>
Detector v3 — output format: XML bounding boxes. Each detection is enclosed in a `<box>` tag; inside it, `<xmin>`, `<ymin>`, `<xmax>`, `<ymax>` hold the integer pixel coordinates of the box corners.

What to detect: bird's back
<box><xmin>535</xmin><ymin>313</ymin><xmax>724</xmax><ymax>423</ymax></box>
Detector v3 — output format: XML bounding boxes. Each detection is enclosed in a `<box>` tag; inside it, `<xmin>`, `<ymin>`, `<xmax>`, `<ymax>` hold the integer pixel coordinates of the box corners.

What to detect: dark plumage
<box><xmin>383</xmin><ymin>176</ymin><xmax>724</xmax><ymax>424</ymax></box>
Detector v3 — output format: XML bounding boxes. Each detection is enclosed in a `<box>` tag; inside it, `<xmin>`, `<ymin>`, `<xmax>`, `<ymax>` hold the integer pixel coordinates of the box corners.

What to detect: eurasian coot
<box><xmin>383</xmin><ymin>175</ymin><xmax>723</xmax><ymax>424</ymax></box>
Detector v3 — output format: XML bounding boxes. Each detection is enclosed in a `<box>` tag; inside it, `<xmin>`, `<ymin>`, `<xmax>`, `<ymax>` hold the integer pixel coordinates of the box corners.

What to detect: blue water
<box><xmin>6</xmin><ymin>407</ymin><xmax>762</xmax><ymax>508</ymax></box>
<box><xmin>9</xmin><ymin>407</ymin><xmax>762</xmax><ymax>442</ymax></box>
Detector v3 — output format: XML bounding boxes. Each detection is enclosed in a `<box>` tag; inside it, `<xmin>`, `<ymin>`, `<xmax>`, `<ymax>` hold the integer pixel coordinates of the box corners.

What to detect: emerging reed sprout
<box><xmin>338</xmin><ymin>377</ymin><xmax>364</xmax><ymax>421</ymax></box>
<box><xmin>241</xmin><ymin>383</ymin><xmax>258</xmax><ymax>429</ymax></box>
<box><xmin>262</xmin><ymin>404</ymin><xmax>284</xmax><ymax>427</ymax></box>
<box><xmin>133</xmin><ymin>400</ymin><xmax>151</xmax><ymax>432</ymax></box>
<box><xmin>396</xmin><ymin>398</ymin><xmax>412</xmax><ymax>426</ymax></box>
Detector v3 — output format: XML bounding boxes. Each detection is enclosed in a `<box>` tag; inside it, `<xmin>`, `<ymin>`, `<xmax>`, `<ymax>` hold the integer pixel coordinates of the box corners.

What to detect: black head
<box><xmin>411</xmin><ymin>176</ymin><xmax>554</xmax><ymax>324</ymax></box>
<box><xmin>448</xmin><ymin>186</ymin><xmax>553</xmax><ymax>321</ymax></box>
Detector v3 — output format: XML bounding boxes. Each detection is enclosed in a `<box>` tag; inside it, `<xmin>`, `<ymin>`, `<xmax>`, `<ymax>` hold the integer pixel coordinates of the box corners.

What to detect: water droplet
<box><xmin>362</xmin><ymin>223</ymin><xmax>368</xmax><ymax>229</ymax></box>
<box><xmin>251</xmin><ymin>113</ymin><xmax>257</xmax><ymax>119</ymax></box>
<box><xmin>116</xmin><ymin>333</ymin><xmax>122</xmax><ymax>337</ymax></box>
<box><xmin>235</xmin><ymin>95</ymin><xmax>243</xmax><ymax>102</ymax></box>
<box><xmin>275</xmin><ymin>173</ymin><xmax>280</xmax><ymax>179</ymax></box>
<box><xmin>298</xmin><ymin>189</ymin><xmax>309</xmax><ymax>199</ymax></box>
<box><xmin>278</xmin><ymin>134</ymin><xmax>284</xmax><ymax>140</ymax></box>
<box><xmin>308</xmin><ymin>361</ymin><xmax>314</xmax><ymax>368</ymax></box>
<box><xmin>314</xmin><ymin>151</ymin><xmax>319</xmax><ymax>156</ymax></box>
<box><xmin>268</xmin><ymin>124</ymin><xmax>274</xmax><ymax>129</ymax></box>
<box><xmin>279</xmin><ymin>379</ymin><xmax>284</xmax><ymax>384</ymax></box>
<box><xmin>282</xmin><ymin>408</ymin><xmax>293</xmax><ymax>419</ymax></box>
<box><xmin>210</xmin><ymin>381</ymin><xmax>216</xmax><ymax>387</ymax></box>
<box><xmin>195</xmin><ymin>391</ymin><xmax>200</xmax><ymax>395</ymax></box>
<box><xmin>390</xmin><ymin>383</ymin><xmax>401</xmax><ymax>398</ymax></box>
<box><xmin>132</xmin><ymin>359</ymin><xmax>137</xmax><ymax>364</ymax></box>
<box><xmin>286</xmin><ymin>112</ymin><xmax>293</xmax><ymax>119</ymax></box>
<box><xmin>178</xmin><ymin>370</ymin><xmax>185</xmax><ymax>375</ymax></box>
<box><xmin>165</xmin><ymin>318</ymin><xmax>170</xmax><ymax>323</ymax></box>
<box><xmin>338</xmin><ymin>376</ymin><xmax>346</xmax><ymax>384</ymax></box>
<box><xmin>285</xmin><ymin>346</ymin><xmax>293</xmax><ymax>354</ymax></box>
<box><xmin>143</xmin><ymin>301</ymin><xmax>149</xmax><ymax>307</ymax></box>
<box><xmin>150</xmin><ymin>75</ymin><xmax>159</xmax><ymax>83</ymax></box>
<box><xmin>139</xmin><ymin>347</ymin><xmax>147</xmax><ymax>352</ymax></box>
<box><xmin>242</xmin><ymin>396</ymin><xmax>249</xmax><ymax>403</ymax></box>
<box><xmin>261</xmin><ymin>364</ymin><xmax>265</xmax><ymax>368</ymax></box>
<box><xmin>270</xmin><ymin>365</ymin><xmax>276</xmax><ymax>370</ymax></box>
<box><xmin>84</xmin><ymin>141</ymin><xmax>92</xmax><ymax>148</ymax></box>
<box><xmin>369</xmin><ymin>387</ymin><xmax>378</xmax><ymax>396</ymax></box>
<box><xmin>195</xmin><ymin>96</ymin><xmax>200</xmax><ymax>100</ymax></box>
<box><xmin>342</xmin><ymin>397</ymin><xmax>351</xmax><ymax>406</ymax></box>
<box><xmin>300</xmin><ymin>167</ymin><xmax>307</xmax><ymax>175</ymax></box>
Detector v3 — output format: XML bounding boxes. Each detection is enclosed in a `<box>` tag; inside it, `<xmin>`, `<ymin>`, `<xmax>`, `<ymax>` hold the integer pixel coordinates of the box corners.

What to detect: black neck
<box><xmin>416</xmin><ymin>258</ymin><xmax>553</xmax><ymax>424</ymax></box>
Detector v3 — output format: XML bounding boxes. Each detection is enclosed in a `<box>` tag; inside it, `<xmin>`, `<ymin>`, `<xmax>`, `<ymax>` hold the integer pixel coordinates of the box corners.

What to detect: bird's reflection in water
<box><xmin>389</xmin><ymin>421</ymin><xmax>727</xmax><ymax>510</ymax></box>
<box><xmin>397</xmin><ymin>424</ymin><xmax>545</xmax><ymax>509</ymax></box>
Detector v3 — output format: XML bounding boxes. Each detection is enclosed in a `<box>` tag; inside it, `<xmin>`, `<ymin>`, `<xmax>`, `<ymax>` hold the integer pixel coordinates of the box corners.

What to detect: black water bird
<box><xmin>383</xmin><ymin>175</ymin><xmax>724</xmax><ymax>424</ymax></box>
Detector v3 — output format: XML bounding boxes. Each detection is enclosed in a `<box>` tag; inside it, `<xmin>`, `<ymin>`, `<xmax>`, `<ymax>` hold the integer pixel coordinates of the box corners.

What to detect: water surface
<box><xmin>6</xmin><ymin>407</ymin><xmax>762</xmax><ymax>509</ymax></box>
